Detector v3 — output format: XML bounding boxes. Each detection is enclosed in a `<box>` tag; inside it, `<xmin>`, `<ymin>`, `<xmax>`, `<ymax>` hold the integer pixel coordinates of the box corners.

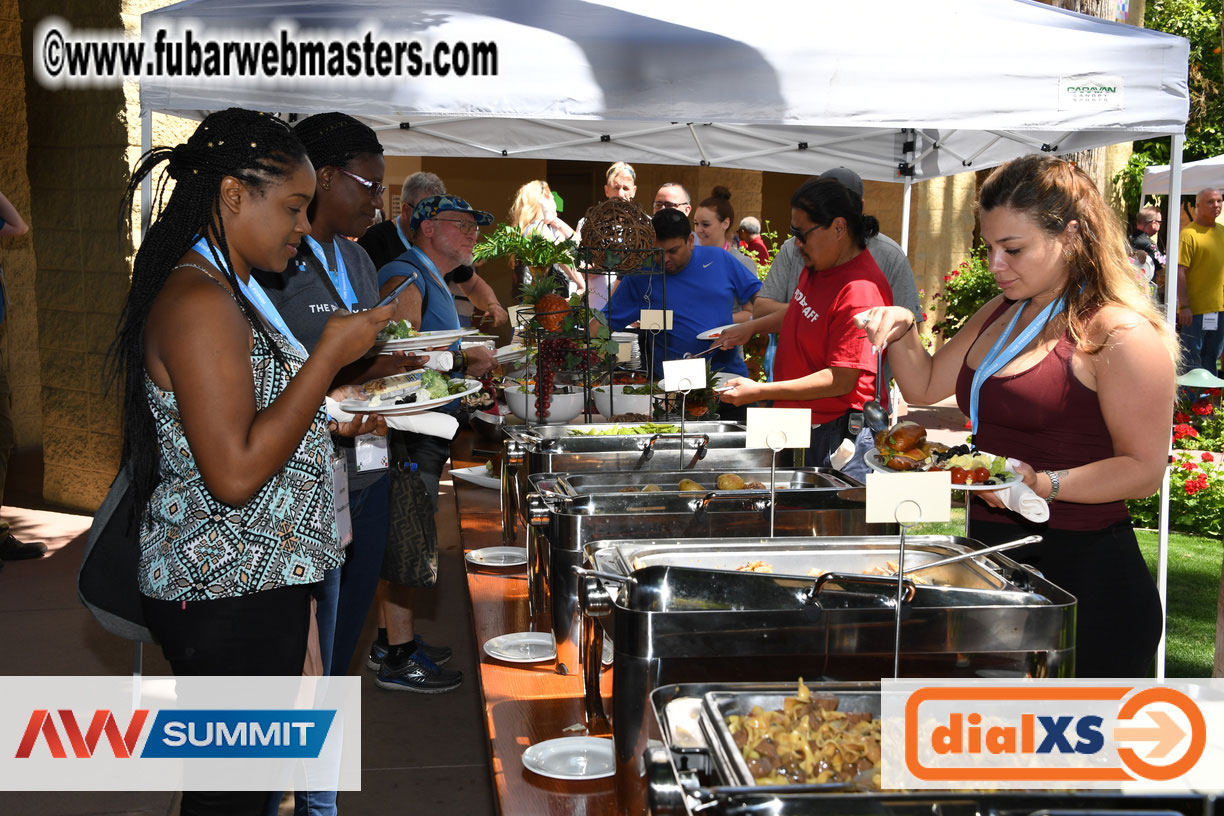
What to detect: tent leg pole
<box><xmin>1156</xmin><ymin>464</ymin><xmax>1171</xmax><ymax>680</ymax></box>
<box><xmin>900</xmin><ymin>177</ymin><xmax>913</xmax><ymax>256</ymax></box>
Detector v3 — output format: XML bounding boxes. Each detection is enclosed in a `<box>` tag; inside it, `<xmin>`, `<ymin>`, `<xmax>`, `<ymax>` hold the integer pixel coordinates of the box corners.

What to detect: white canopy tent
<box><xmin>138</xmin><ymin>0</ymin><xmax>1192</xmax><ymax>674</ymax></box>
<box><xmin>1143</xmin><ymin>154</ymin><xmax>1224</xmax><ymax>195</ymax></box>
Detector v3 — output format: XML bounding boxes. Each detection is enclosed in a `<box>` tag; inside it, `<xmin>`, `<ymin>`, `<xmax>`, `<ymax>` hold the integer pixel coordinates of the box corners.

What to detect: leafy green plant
<box><xmin>473</xmin><ymin>223</ymin><xmax>577</xmax><ymax>268</ymax></box>
<box><xmin>1128</xmin><ymin>450</ymin><xmax>1224</xmax><ymax>537</ymax></box>
<box><xmin>929</xmin><ymin>241</ymin><xmax>999</xmax><ymax>340</ymax></box>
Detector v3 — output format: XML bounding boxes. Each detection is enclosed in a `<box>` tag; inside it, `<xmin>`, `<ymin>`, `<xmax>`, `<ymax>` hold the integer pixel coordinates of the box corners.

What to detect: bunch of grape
<box><xmin>534</xmin><ymin>337</ymin><xmax>576</xmax><ymax>419</ymax></box>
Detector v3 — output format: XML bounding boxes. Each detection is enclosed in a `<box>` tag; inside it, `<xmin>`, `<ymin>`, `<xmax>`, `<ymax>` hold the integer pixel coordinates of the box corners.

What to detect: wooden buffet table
<box><xmin>450</xmin><ymin>431</ymin><xmax>617</xmax><ymax>816</ymax></box>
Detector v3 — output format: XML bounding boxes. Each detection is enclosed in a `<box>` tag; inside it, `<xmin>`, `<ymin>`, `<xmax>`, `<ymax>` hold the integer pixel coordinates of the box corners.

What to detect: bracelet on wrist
<box><xmin>1040</xmin><ymin>469</ymin><xmax>1061</xmax><ymax>503</ymax></box>
<box><xmin>454</xmin><ymin>350</ymin><xmax>467</xmax><ymax>372</ymax></box>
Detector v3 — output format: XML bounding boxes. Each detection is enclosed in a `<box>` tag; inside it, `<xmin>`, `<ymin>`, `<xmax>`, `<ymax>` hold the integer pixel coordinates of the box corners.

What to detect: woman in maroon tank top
<box><xmin>858</xmin><ymin>156</ymin><xmax>1177</xmax><ymax>678</ymax></box>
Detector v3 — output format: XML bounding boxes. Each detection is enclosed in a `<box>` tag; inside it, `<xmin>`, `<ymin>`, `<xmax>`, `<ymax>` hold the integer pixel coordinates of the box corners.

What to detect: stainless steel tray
<box><xmin>548</xmin><ymin>467</ymin><xmax>853</xmax><ymax>496</ymax></box>
<box><xmin>702</xmin><ymin>683</ymin><xmax>881</xmax><ymax>789</ymax></box>
<box><xmin>508</xmin><ymin>421</ymin><xmax>744</xmax><ymax>442</ymax></box>
<box><xmin>590</xmin><ymin>536</ymin><xmax>1014</xmax><ymax>590</ymax></box>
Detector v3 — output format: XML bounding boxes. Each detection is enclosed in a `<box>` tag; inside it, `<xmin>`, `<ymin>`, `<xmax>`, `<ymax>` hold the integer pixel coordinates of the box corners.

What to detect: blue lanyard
<box><xmin>394</xmin><ymin>216</ymin><xmax>412</xmax><ymax>252</ymax></box>
<box><xmin>303</xmin><ymin>236</ymin><xmax>356</xmax><ymax>310</ymax></box>
<box><xmin>968</xmin><ymin>296</ymin><xmax>1066</xmax><ymax>437</ymax></box>
<box><xmin>190</xmin><ymin>236</ymin><xmax>308</xmax><ymax>357</ymax></box>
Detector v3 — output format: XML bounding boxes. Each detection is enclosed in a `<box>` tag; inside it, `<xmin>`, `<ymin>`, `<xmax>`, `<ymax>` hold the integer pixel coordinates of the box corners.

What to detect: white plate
<box><xmin>483</xmin><ymin>631</ymin><xmax>556</xmax><ymax>663</ymax></box>
<box><xmin>696</xmin><ymin>323</ymin><xmax>737</xmax><ymax>341</ymax></box>
<box><xmin>375</xmin><ymin>328</ymin><xmax>479</xmax><ymax>352</ymax></box>
<box><xmin>495</xmin><ymin>344</ymin><xmax>528</xmax><ymax>365</ymax></box>
<box><xmin>466</xmin><ymin>546</ymin><xmax>528</xmax><ymax>567</ymax></box>
<box><xmin>863</xmin><ymin>449</ymin><xmax>1020</xmax><ymax>491</ymax></box>
<box><xmin>339</xmin><ymin>379</ymin><xmax>482</xmax><ymax>416</ymax></box>
<box><xmin>451</xmin><ymin>465</ymin><xmax>501</xmax><ymax>490</ymax></box>
<box><xmin>521</xmin><ymin>737</ymin><xmax>615</xmax><ymax>781</ymax></box>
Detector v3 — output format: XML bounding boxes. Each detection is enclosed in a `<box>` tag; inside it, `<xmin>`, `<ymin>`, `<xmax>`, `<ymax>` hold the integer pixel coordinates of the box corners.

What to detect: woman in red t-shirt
<box><xmin>857</xmin><ymin>156</ymin><xmax>1177</xmax><ymax>677</ymax></box>
<box><xmin>720</xmin><ymin>178</ymin><xmax>891</xmax><ymax>480</ymax></box>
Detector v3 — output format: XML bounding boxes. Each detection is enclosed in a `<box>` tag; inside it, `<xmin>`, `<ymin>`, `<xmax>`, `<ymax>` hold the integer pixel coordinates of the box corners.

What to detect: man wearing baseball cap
<box><xmin>371</xmin><ymin>194</ymin><xmax>495</xmax><ymax>694</ymax></box>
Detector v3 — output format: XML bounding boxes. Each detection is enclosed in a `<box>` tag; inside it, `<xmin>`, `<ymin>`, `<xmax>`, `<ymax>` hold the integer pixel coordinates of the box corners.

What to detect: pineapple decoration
<box><xmin>519</xmin><ymin>275</ymin><xmax>570</xmax><ymax>333</ymax></box>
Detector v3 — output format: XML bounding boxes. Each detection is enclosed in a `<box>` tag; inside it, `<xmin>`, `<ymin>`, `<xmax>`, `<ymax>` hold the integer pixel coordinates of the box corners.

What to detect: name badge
<box><xmin>355</xmin><ymin>433</ymin><xmax>389</xmax><ymax>472</ymax></box>
<box><xmin>332</xmin><ymin>452</ymin><xmax>353</xmax><ymax>549</ymax></box>
<box><xmin>1203</xmin><ymin>312</ymin><xmax>1219</xmax><ymax>331</ymax></box>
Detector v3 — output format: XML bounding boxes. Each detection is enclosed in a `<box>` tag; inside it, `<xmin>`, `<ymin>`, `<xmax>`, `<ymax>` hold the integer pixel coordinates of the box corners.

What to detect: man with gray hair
<box><xmin>1176</xmin><ymin>187</ymin><xmax>1224</xmax><ymax>375</ymax></box>
<box><xmin>737</xmin><ymin>216</ymin><xmax>770</xmax><ymax>265</ymax></box>
<box><xmin>358</xmin><ymin>171</ymin><xmax>507</xmax><ymax>327</ymax></box>
<box><xmin>1130</xmin><ymin>205</ymin><xmax>1165</xmax><ymax>283</ymax></box>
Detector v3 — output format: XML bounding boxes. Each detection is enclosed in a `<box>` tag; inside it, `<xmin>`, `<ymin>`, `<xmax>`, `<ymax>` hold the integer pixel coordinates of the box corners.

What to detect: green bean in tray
<box><xmin>568</xmin><ymin>423</ymin><xmax>683</xmax><ymax>436</ymax></box>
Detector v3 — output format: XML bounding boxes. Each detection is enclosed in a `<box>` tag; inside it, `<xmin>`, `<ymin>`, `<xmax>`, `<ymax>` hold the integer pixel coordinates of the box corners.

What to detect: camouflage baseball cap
<box><xmin>409</xmin><ymin>195</ymin><xmax>494</xmax><ymax>230</ymax></box>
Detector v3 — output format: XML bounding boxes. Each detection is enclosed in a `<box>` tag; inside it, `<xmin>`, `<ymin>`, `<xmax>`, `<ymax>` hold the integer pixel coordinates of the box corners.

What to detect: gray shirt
<box><xmin>254</xmin><ymin>239</ymin><xmax>384</xmax><ymax>492</ymax></box>
<box><xmin>759</xmin><ymin>235</ymin><xmax>922</xmax><ymax>322</ymax></box>
<box><xmin>759</xmin><ymin>234</ymin><xmax>921</xmax><ymax>388</ymax></box>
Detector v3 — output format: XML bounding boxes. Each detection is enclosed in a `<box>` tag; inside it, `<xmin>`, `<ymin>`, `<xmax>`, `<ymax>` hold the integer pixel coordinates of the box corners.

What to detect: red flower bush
<box><xmin>1175</xmin><ymin>411</ymin><xmax>1192</xmax><ymax>424</ymax></box>
<box><xmin>1173</xmin><ymin>424</ymin><xmax>1200</xmax><ymax>441</ymax></box>
<box><xmin>1184</xmin><ymin>474</ymin><xmax>1209</xmax><ymax>496</ymax></box>
<box><xmin>1202</xmin><ymin>452</ymin><xmax>1215</xmax><ymax>462</ymax></box>
<box><xmin>1192</xmin><ymin>400</ymin><xmax>1214</xmax><ymax>416</ymax></box>
<box><xmin>1180</xmin><ymin>461</ymin><xmax>1201</xmax><ymax>471</ymax></box>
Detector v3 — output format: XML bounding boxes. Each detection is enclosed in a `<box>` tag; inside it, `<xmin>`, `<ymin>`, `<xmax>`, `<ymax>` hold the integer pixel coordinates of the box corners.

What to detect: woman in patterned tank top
<box><xmin>857</xmin><ymin>155</ymin><xmax>1177</xmax><ymax>678</ymax></box>
<box><xmin>112</xmin><ymin>109</ymin><xmax>395</xmax><ymax>815</ymax></box>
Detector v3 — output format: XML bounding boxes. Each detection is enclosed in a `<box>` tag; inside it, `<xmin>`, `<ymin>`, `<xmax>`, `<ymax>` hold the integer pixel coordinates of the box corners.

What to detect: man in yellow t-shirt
<box><xmin>1176</xmin><ymin>188</ymin><xmax>1224</xmax><ymax>375</ymax></box>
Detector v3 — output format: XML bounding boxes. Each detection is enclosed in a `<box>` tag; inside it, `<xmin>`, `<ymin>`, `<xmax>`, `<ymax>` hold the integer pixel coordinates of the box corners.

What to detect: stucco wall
<box><xmin>1</xmin><ymin>0</ymin><xmax>41</xmax><ymax>485</ymax></box>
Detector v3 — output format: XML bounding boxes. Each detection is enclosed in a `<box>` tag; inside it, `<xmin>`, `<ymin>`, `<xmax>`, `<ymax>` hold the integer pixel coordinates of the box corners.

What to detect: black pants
<box><xmin>142</xmin><ymin>584</ymin><xmax>313</xmax><ymax>816</ymax></box>
<box><xmin>969</xmin><ymin>519</ymin><xmax>1161</xmax><ymax>678</ymax></box>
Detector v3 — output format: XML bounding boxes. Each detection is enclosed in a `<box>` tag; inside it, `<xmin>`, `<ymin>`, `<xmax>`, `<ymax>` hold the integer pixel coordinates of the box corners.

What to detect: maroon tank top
<box><xmin>954</xmin><ymin>302</ymin><xmax>1130</xmax><ymax>531</ymax></box>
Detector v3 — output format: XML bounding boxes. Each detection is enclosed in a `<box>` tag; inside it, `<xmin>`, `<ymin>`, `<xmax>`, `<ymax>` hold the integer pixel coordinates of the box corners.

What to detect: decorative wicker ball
<box><xmin>578</xmin><ymin>198</ymin><xmax>656</xmax><ymax>272</ymax></box>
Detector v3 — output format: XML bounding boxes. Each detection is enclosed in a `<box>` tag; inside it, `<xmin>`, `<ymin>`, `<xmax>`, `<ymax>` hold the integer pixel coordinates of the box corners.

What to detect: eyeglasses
<box><xmin>789</xmin><ymin>224</ymin><xmax>823</xmax><ymax>244</ymax></box>
<box><xmin>433</xmin><ymin>217</ymin><xmax>480</xmax><ymax>236</ymax></box>
<box><xmin>652</xmin><ymin>200</ymin><xmax>690</xmax><ymax>212</ymax></box>
<box><xmin>338</xmin><ymin>169</ymin><xmax>387</xmax><ymax>200</ymax></box>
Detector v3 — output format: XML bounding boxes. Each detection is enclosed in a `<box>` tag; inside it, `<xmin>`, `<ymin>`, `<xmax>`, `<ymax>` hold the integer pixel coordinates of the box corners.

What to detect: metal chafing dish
<box><xmin>646</xmin><ymin>681</ymin><xmax>1215</xmax><ymax>816</ymax></box>
<box><xmin>526</xmin><ymin>469</ymin><xmax>886</xmax><ymax>678</ymax></box>
<box><xmin>499</xmin><ymin>421</ymin><xmax>791</xmax><ymax>549</ymax></box>
<box><xmin>544</xmin><ymin>467</ymin><xmax>837</xmax><ymax>495</ymax></box>
<box><xmin>576</xmin><ymin>536</ymin><xmax>1077</xmax><ymax>814</ymax></box>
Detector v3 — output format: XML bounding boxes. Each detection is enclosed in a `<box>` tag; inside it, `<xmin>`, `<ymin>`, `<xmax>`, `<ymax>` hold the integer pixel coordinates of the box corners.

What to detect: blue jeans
<box><xmin>292</xmin><ymin>471</ymin><xmax>391</xmax><ymax>816</ymax></box>
<box><xmin>1179</xmin><ymin>312</ymin><xmax>1224</xmax><ymax>377</ymax></box>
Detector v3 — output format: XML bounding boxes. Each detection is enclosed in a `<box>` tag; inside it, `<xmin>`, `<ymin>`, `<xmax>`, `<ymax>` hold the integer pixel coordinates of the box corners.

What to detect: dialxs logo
<box><xmin>15</xmin><ymin>709</ymin><xmax>334</xmax><ymax>760</ymax></box>
<box><xmin>903</xmin><ymin>686</ymin><xmax>1206</xmax><ymax>784</ymax></box>
<box><xmin>16</xmin><ymin>710</ymin><xmax>149</xmax><ymax>759</ymax></box>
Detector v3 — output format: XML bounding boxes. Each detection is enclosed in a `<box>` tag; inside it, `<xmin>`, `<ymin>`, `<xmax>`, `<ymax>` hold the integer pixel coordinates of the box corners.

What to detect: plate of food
<box><xmin>374</xmin><ymin>323</ymin><xmax>479</xmax><ymax>352</ymax></box>
<box><xmin>341</xmin><ymin>372</ymin><xmax>481</xmax><ymax>415</ymax></box>
<box><xmin>696</xmin><ymin>323</ymin><xmax>737</xmax><ymax>341</ymax></box>
<box><xmin>865</xmin><ymin>421</ymin><xmax>1020</xmax><ymax>490</ymax></box>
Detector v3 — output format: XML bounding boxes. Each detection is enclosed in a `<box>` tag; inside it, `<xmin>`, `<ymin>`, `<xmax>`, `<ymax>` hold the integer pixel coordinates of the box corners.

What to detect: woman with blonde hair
<box><xmin>509</xmin><ymin>179</ymin><xmax>584</xmax><ymax>297</ymax></box>
<box><xmin>858</xmin><ymin>154</ymin><xmax>1177</xmax><ymax>677</ymax></box>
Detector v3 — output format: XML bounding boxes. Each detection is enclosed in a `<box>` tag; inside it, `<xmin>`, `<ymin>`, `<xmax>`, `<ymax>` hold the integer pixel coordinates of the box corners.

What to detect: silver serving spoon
<box><xmin>863</xmin><ymin>345</ymin><xmax>890</xmax><ymax>432</ymax></box>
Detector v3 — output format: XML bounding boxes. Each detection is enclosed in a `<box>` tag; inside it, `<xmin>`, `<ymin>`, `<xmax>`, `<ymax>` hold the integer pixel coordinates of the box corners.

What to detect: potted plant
<box><xmin>473</xmin><ymin>223</ymin><xmax>577</xmax><ymax>281</ymax></box>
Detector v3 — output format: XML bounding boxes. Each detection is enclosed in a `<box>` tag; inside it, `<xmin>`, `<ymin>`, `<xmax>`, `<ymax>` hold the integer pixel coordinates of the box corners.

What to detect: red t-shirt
<box><xmin>773</xmin><ymin>250</ymin><xmax>891</xmax><ymax>424</ymax></box>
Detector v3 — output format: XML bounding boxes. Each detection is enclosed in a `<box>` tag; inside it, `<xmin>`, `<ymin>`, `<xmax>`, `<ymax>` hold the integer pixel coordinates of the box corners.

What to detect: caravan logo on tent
<box><xmin>1060</xmin><ymin>74</ymin><xmax>1123</xmax><ymax>110</ymax></box>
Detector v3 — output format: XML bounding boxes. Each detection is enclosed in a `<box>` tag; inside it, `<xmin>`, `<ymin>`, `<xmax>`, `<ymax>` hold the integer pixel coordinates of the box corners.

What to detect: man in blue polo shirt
<box><xmin>605</xmin><ymin>207</ymin><xmax>761</xmax><ymax>380</ymax></box>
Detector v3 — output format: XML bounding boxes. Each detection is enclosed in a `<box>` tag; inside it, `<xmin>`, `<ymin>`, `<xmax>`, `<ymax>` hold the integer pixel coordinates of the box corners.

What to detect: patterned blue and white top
<box><xmin>138</xmin><ymin>326</ymin><xmax>342</xmax><ymax>601</ymax></box>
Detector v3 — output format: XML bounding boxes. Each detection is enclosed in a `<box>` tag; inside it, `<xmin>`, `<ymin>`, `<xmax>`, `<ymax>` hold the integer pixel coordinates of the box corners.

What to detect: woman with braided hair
<box><xmin>114</xmin><ymin>108</ymin><xmax>393</xmax><ymax>815</ymax></box>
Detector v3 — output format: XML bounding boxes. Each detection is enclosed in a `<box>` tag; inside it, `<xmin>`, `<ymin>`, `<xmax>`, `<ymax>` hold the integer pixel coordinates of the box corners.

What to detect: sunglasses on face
<box><xmin>789</xmin><ymin>224</ymin><xmax>823</xmax><ymax>244</ymax></box>
<box><xmin>338</xmin><ymin>168</ymin><xmax>387</xmax><ymax>200</ymax></box>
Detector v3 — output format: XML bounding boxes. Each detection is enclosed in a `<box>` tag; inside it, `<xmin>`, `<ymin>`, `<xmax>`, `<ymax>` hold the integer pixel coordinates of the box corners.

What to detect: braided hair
<box><xmin>112</xmin><ymin>108</ymin><xmax>309</xmax><ymax>514</ymax></box>
<box><xmin>293</xmin><ymin>113</ymin><xmax>383</xmax><ymax>220</ymax></box>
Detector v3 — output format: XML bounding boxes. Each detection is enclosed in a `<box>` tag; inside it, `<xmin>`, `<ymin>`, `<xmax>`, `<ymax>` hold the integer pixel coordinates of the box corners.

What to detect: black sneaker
<box><xmin>0</xmin><ymin>534</ymin><xmax>46</xmax><ymax>561</ymax></box>
<box><xmin>366</xmin><ymin>639</ymin><xmax>389</xmax><ymax>671</ymax></box>
<box><xmin>367</xmin><ymin>635</ymin><xmax>452</xmax><ymax>672</ymax></box>
<box><xmin>413</xmin><ymin>635</ymin><xmax>453</xmax><ymax>666</ymax></box>
<box><xmin>375</xmin><ymin>651</ymin><xmax>463</xmax><ymax>694</ymax></box>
